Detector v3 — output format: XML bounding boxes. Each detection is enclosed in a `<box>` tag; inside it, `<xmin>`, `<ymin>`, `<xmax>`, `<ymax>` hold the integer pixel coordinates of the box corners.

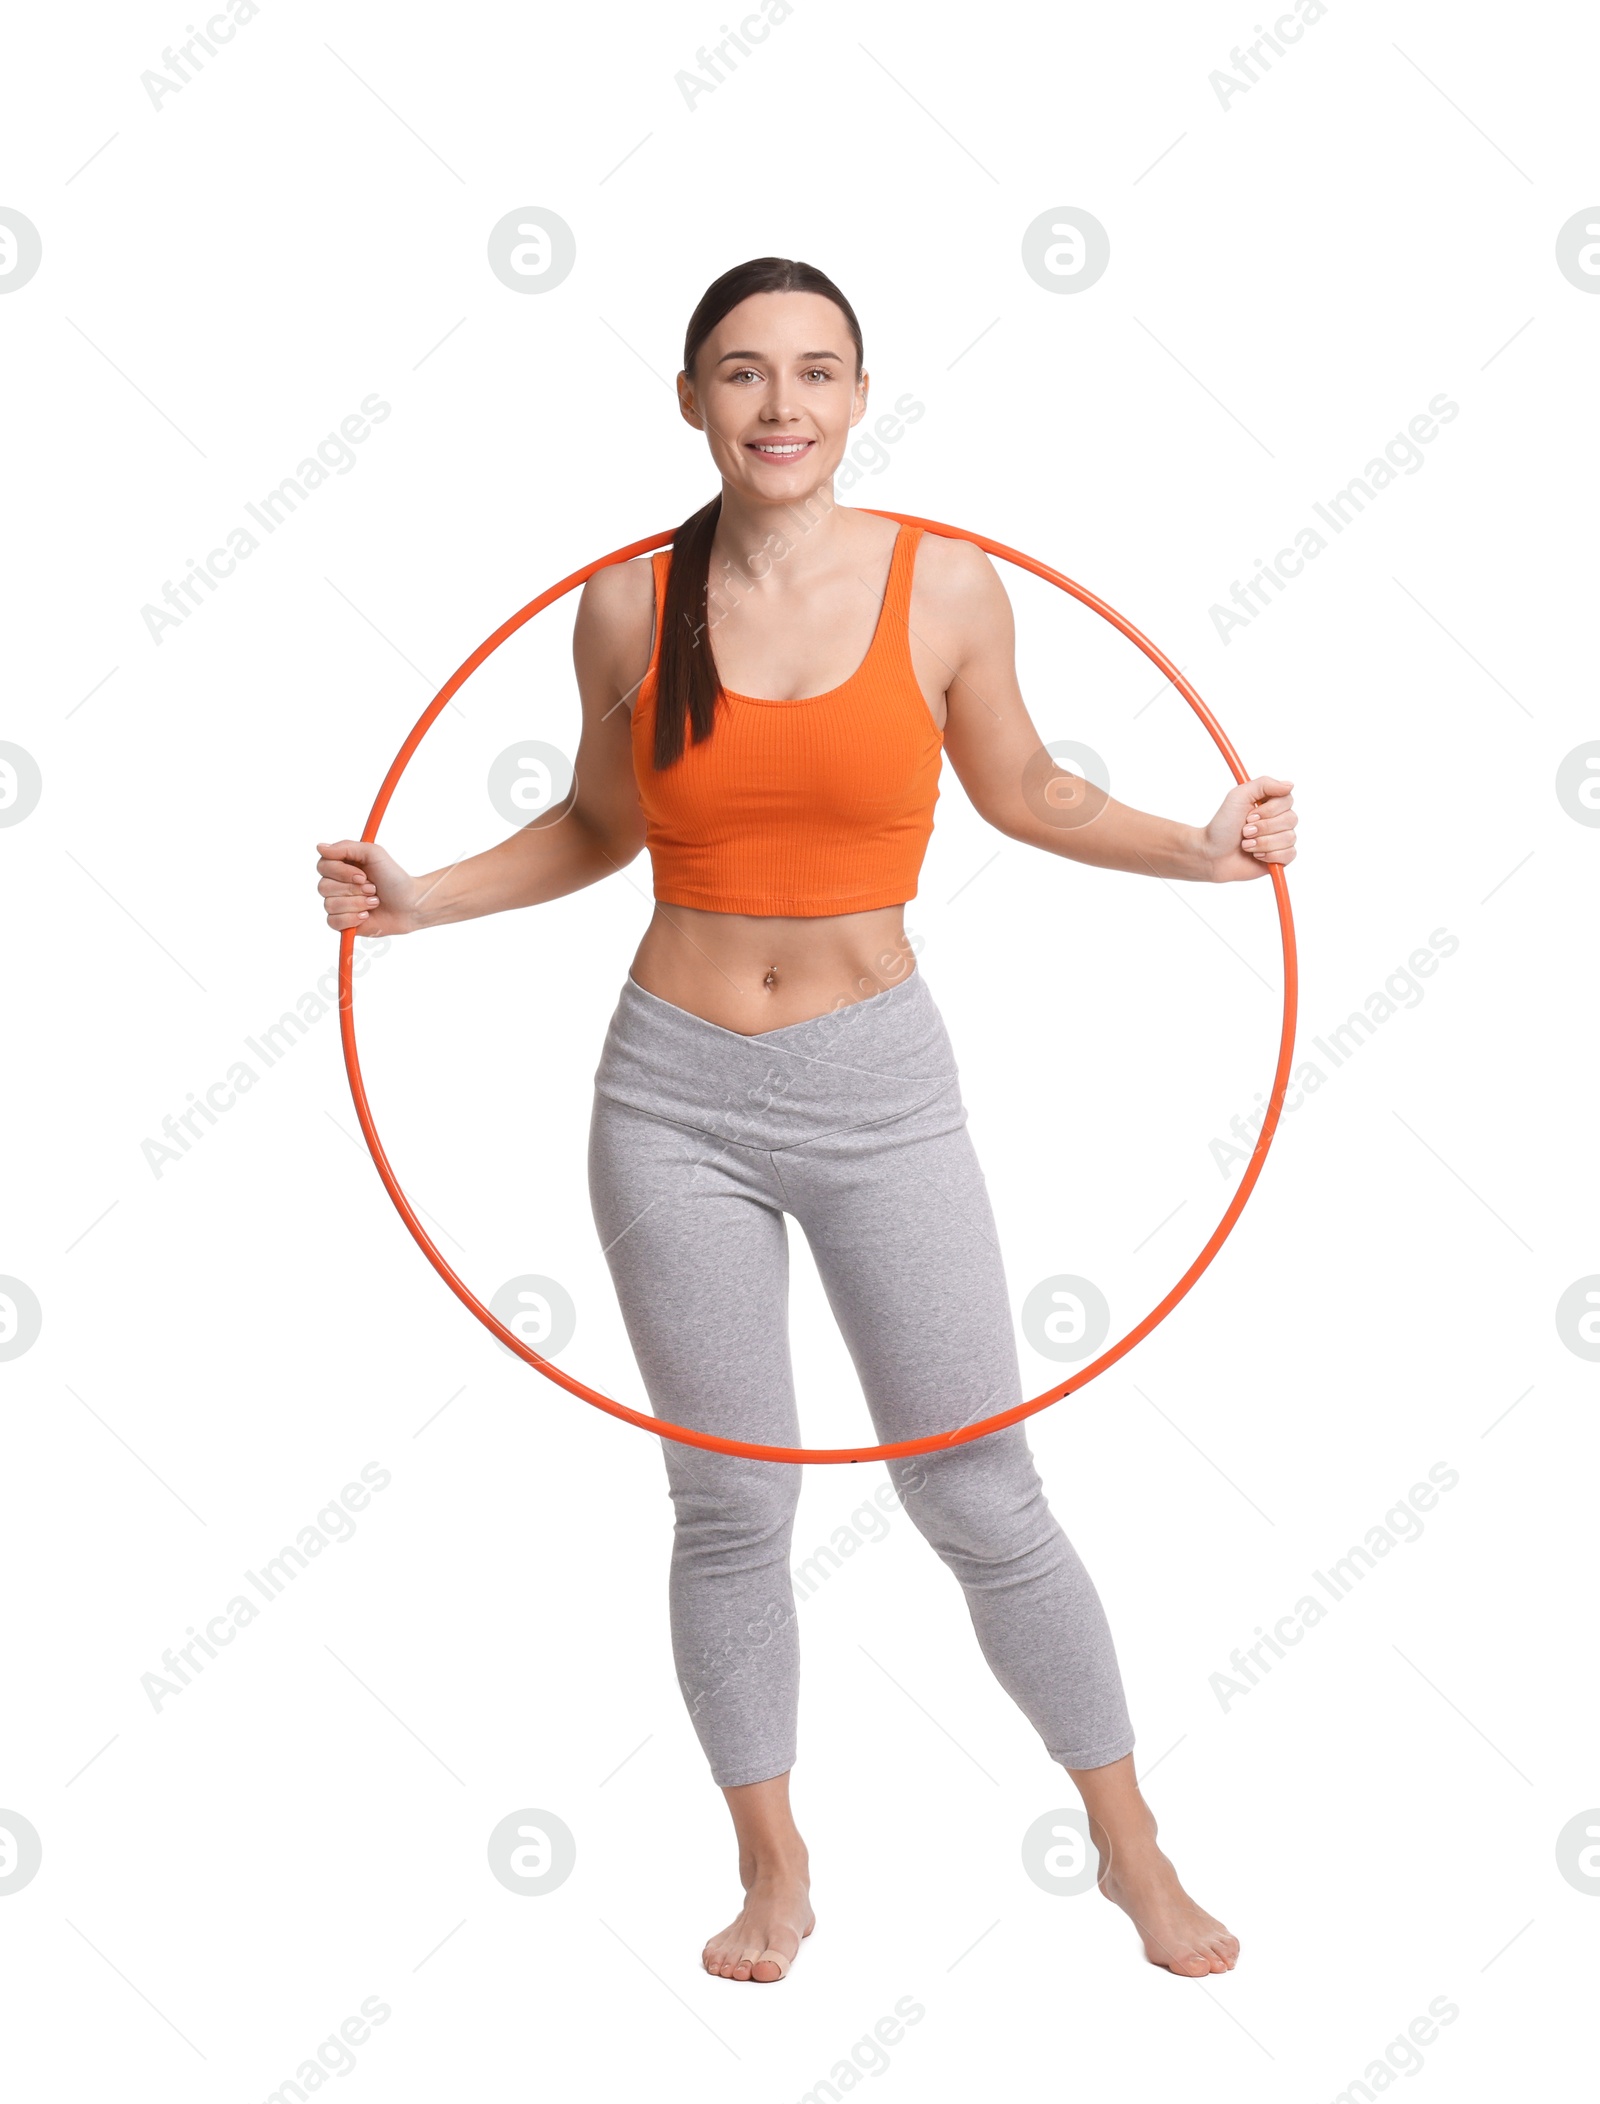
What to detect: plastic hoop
<box><xmin>337</xmin><ymin>509</ymin><xmax>1297</xmax><ymax>1465</ymax></box>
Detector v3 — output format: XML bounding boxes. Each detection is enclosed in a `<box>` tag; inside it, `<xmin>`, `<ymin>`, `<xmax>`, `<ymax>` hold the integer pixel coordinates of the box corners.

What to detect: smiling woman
<box><xmin>314</xmin><ymin>250</ymin><xmax>1298</xmax><ymax>1991</ymax></box>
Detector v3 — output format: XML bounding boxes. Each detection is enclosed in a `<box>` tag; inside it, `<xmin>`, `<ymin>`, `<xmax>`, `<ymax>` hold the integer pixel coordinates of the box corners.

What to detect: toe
<box><xmin>751</xmin><ymin>1946</ymin><xmax>789</xmax><ymax>1982</ymax></box>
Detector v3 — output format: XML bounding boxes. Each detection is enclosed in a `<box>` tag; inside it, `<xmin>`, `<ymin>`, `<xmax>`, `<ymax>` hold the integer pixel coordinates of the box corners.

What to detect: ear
<box><xmin>848</xmin><ymin>367</ymin><xmax>870</xmax><ymax>430</ymax></box>
<box><xmin>676</xmin><ymin>371</ymin><xmax>704</xmax><ymax>430</ymax></box>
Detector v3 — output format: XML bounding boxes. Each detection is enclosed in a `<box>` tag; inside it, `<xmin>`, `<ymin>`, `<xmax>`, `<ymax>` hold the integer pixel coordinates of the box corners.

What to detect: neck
<box><xmin>707</xmin><ymin>480</ymin><xmax>849</xmax><ymax>593</ymax></box>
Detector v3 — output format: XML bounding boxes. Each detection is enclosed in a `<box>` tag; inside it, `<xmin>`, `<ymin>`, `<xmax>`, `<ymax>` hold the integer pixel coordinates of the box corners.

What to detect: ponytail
<box><xmin>653</xmin><ymin>492</ymin><xmax>723</xmax><ymax>770</ymax></box>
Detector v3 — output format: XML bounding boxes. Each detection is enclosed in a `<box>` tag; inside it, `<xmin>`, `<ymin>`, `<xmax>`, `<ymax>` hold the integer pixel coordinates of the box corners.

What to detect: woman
<box><xmin>316</xmin><ymin>255</ymin><xmax>1297</xmax><ymax>1987</ymax></box>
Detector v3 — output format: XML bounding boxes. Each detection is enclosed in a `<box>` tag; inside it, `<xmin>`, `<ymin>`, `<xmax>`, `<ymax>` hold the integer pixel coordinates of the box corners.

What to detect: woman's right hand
<box><xmin>315</xmin><ymin>839</ymin><xmax>423</xmax><ymax>936</ymax></box>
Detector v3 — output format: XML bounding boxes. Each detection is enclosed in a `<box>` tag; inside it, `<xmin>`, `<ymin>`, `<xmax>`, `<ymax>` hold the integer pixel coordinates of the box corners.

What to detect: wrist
<box><xmin>406</xmin><ymin>872</ymin><xmax>451</xmax><ymax>932</ymax></box>
<box><xmin>1181</xmin><ymin>823</ymin><xmax>1217</xmax><ymax>882</ymax></box>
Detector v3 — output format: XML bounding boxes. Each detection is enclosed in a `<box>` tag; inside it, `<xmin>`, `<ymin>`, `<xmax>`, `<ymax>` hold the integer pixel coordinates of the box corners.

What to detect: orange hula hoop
<box><xmin>336</xmin><ymin>509</ymin><xmax>1298</xmax><ymax>1465</ymax></box>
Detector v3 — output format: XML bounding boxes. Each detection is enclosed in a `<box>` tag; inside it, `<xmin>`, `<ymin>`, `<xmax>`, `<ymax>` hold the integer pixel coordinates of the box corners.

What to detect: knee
<box><xmin>891</xmin><ymin>1443</ymin><xmax>1060</xmax><ymax>1578</ymax></box>
<box><xmin>667</xmin><ymin>1458</ymin><xmax>801</xmax><ymax>1573</ymax></box>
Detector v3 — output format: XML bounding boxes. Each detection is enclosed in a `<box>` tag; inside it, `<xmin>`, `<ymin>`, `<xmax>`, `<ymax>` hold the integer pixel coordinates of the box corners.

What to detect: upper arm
<box><xmin>567</xmin><ymin>557</ymin><xmax>654</xmax><ymax>863</ymax></box>
<box><xmin>927</xmin><ymin>537</ymin><xmax>1052</xmax><ymax>834</ymax></box>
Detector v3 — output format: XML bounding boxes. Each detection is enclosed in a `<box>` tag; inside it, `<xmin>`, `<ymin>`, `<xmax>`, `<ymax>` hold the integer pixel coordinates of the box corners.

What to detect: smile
<box><xmin>747</xmin><ymin>439</ymin><xmax>814</xmax><ymax>458</ymax></box>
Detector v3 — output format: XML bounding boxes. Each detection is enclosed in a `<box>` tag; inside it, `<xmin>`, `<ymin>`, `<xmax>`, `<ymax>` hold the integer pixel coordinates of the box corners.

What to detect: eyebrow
<box><xmin>715</xmin><ymin>349</ymin><xmax>845</xmax><ymax>364</ymax></box>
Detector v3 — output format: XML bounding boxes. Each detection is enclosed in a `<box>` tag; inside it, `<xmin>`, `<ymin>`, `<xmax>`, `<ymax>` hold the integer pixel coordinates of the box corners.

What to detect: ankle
<box><xmin>1087</xmin><ymin>1806</ymin><xmax>1161</xmax><ymax>1870</ymax></box>
<box><xmin>1098</xmin><ymin>1828</ymin><xmax>1175</xmax><ymax>1885</ymax></box>
<box><xmin>739</xmin><ymin>1846</ymin><xmax>810</xmax><ymax>1888</ymax></box>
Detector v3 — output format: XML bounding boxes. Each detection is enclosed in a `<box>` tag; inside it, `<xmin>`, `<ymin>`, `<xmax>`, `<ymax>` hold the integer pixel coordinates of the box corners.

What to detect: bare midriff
<box><xmin>628</xmin><ymin>903</ymin><xmax>918</xmax><ymax>1036</ymax></box>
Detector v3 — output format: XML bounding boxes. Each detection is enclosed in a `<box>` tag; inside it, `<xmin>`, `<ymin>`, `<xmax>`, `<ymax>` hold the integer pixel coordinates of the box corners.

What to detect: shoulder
<box><xmin>577</xmin><ymin>552</ymin><xmax>659</xmax><ymax>630</ymax></box>
<box><xmin>913</xmin><ymin>528</ymin><xmax>1005</xmax><ymax>595</ymax></box>
<box><xmin>909</xmin><ymin>528</ymin><xmax>1013</xmax><ymax>642</ymax></box>
<box><xmin>573</xmin><ymin>554</ymin><xmax>660</xmax><ymax>689</ymax></box>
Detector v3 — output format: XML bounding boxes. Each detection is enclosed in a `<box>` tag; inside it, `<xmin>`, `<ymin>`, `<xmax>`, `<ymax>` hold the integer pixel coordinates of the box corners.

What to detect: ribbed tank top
<box><xmin>630</xmin><ymin>524</ymin><xmax>943</xmax><ymax>917</ymax></box>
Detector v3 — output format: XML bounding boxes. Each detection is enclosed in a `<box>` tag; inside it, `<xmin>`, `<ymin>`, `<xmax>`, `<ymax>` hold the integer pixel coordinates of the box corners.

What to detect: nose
<box><xmin>761</xmin><ymin>374</ymin><xmax>805</xmax><ymax>423</ymax></box>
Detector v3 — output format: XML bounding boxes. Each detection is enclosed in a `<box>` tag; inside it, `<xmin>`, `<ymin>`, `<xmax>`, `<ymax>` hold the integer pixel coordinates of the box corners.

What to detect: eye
<box><xmin>802</xmin><ymin>367</ymin><xmax>833</xmax><ymax>381</ymax></box>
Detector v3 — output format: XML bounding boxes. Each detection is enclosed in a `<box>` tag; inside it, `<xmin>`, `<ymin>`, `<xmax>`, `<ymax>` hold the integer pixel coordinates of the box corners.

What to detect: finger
<box><xmin>1248</xmin><ymin>827</ymin><xmax>1296</xmax><ymax>852</ymax></box>
<box><xmin>317</xmin><ymin>839</ymin><xmax>376</xmax><ymax>870</ymax></box>
<box><xmin>1244</xmin><ymin>809</ymin><xmax>1295</xmax><ymax>839</ymax></box>
<box><xmin>317</xmin><ymin>862</ymin><xmax>380</xmax><ymax>890</ymax></box>
<box><xmin>326</xmin><ymin>908</ymin><xmax>371</xmax><ymax>929</ymax></box>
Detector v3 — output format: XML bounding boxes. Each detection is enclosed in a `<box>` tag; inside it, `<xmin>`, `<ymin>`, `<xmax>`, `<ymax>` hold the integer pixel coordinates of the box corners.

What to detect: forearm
<box><xmin>1050</xmin><ymin>796</ymin><xmax>1209</xmax><ymax>880</ymax></box>
<box><xmin>993</xmin><ymin>773</ymin><xmax>1211</xmax><ymax>881</ymax></box>
<box><xmin>411</xmin><ymin>803</ymin><xmax>628</xmax><ymax>929</ymax></box>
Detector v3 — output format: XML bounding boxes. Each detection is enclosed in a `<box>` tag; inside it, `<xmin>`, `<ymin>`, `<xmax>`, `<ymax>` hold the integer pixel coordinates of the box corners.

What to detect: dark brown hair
<box><xmin>652</xmin><ymin>256</ymin><xmax>864</xmax><ymax>770</ymax></box>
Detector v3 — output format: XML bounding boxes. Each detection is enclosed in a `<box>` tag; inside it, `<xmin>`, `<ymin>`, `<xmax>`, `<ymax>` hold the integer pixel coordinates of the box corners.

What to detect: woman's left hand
<box><xmin>1201</xmin><ymin>775</ymin><xmax>1297</xmax><ymax>882</ymax></box>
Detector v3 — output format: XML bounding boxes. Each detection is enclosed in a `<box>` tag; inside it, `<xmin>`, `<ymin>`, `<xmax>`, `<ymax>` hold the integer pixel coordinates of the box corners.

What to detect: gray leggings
<box><xmin>586</xmin><ymin>966</ymin><xmax>1135</xmax><ymax>1789</ymax></box>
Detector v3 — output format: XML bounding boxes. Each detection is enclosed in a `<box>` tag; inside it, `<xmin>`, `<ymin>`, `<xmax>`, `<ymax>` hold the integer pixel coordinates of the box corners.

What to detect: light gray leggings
<box><xmin>586</xmin><ymin>966</ymin><xmax>1136</xmax><ymax>1789</ymax></box>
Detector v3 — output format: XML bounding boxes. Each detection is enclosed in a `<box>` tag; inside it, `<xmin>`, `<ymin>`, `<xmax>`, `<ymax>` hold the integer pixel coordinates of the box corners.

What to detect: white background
<box><xmin>3</xmin><ymin>0</ymin><xmax>1596</xmax><ymax>2096</ymax></box>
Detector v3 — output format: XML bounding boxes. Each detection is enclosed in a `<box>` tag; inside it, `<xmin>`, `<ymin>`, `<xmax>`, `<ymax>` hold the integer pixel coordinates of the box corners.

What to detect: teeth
<box><xmin>755</xmin><ymin>442</ymin><xmax>808</xmax><ymax>454</ymax></box>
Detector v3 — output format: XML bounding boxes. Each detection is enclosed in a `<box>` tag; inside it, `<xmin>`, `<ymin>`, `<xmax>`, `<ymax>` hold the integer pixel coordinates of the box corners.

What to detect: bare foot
<box><xmin>702</xmin><ymin>1867</ymin><xmax>815</xmax><ymax>1982</ymax></box>
<box><xmin>1098</xmin><ymin>1840</ymin><xmax>1239</xmax><ymax>1977</ymax></box>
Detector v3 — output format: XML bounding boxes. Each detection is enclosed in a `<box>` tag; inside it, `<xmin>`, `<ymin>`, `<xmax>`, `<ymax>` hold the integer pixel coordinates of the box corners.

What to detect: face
<box><xmin>678</xmin><ymin>290</ymin><xmax>868</xmax><ymax>499</ymax></box>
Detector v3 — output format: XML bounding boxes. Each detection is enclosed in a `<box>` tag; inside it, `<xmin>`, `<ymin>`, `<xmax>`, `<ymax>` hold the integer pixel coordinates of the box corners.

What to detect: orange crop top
<box><xmin>630</xmin><ymin>523</ymin><xmax>943</xmax><ymax>917</ymax></box>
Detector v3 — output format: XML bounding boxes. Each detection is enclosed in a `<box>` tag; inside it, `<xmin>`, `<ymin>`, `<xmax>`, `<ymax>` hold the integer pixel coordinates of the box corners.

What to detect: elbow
<box><xmin>575</xmin><ymin>804</ymin><xmax>646</xmax><ymax>876</ymax></box>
